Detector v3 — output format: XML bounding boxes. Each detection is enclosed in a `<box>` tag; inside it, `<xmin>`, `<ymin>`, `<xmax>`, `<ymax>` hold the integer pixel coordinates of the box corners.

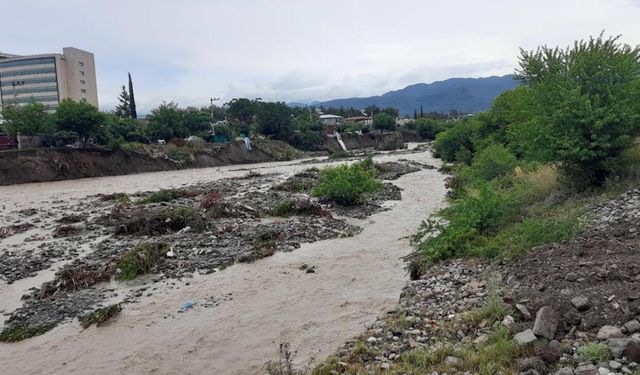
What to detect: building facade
<box><xmin>0</xmin><ymin>47</ymin><xmax>98</xmax><ymax>115</ymax></box>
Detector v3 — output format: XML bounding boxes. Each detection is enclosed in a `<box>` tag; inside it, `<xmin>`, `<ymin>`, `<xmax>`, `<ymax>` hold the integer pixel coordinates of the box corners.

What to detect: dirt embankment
<box><xmin>0</xmin><ymin>135</ymin><xmax>415</xmax><ymax>186</ymax></box>
<box><xmin>0</xmin><ymin>139</ymin><xmax>294</xmax><ymax>186</ymax></box>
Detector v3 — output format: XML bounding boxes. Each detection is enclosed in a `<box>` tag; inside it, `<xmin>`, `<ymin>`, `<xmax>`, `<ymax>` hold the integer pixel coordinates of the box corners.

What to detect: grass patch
<box><xmin>460</xmin><ymin>327</ymin><xmax>527</xmax><ymax>375</ymax></box>
<box><xmin>578</xmin><ymin>343</ymin><xmax>611</xmax><ymax>363</ymax></box>
<box><xmin>312</xmin><ymin>160</ymin><xmax>382</xmax><ymax>205</ymax></box>
<box><xmin>0</xmin><ymin>324</ymin><xmax>53</xmax><ymax>342</ymax></box>
<box><xmin>329</xmin><ymin>149</ymin><xmax>351</xmax><ymax>159</ymax></box>
<box><xmin>136</xmin><ymin>189</ymin><xmax>180</xmax><ymax>205</ymax></box>
<box><xmin>415</xmin><ymin>162</ymin><xmax>582</xmax><ymax>263</ymax></box>
<box><xmin>78</xmin><ymin>304</ymin><xmax>123</xmax><ymax>328</ymax></box>
<box><xmin>115</xmin><ymin>242</ymin><xmax>169</xmax><ymax>280</ymax></box>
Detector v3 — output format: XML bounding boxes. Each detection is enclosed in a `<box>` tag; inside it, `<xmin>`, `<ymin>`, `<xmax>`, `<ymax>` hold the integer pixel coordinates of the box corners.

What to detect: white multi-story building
<box><xmin>0</xmin><ymin>47</ymin><xmax>98</xmax><ymax>115</ymax></box>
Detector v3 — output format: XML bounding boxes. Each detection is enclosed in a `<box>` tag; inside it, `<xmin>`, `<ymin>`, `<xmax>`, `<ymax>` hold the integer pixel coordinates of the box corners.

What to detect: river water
<box><xmin>0</xmin><ymin>146</ymin><xmax>446</xmax><ymax>374</ymax></box>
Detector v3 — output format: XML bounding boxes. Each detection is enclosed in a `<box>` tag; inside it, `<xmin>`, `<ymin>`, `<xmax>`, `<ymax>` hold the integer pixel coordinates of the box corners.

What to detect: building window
<box><xmin>79</xmin><ymin>71</ymin><xmax>85</xmax><ymax>76</ymax></box>
<box><xmin>78</xmin><ymin>61</ymin><xmax>84</xmax><ymax>67</ymax></box>
<box><xmin>80</xmin><ymin>80</ymin><xmax>86</xmax><ymax>85</ymax></box>
<box><xmin>81</xmin><ymin>89</ymin><xmax>87</xmax><ymax>93</ymax></box>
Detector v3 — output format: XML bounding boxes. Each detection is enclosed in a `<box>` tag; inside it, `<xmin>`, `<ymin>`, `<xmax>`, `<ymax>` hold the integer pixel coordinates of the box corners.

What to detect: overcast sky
<box><xmin>3</xmin><ymin>0</ymin><xmax>640</xmax><ymax>113</ymax></box>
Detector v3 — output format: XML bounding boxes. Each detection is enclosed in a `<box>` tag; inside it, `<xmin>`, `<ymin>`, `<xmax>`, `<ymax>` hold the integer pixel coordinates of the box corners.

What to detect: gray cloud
<box><xmin>2</xmin><ymin>0</ymin><xmax>640</xmax><ymax>113</ymax></box>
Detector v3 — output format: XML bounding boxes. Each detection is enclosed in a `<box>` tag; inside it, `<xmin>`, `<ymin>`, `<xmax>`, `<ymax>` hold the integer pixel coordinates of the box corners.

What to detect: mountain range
<box><xmin>304</xmin><ymin>75</ymin><xmax>519</xmax><ymax>115</ymax></box>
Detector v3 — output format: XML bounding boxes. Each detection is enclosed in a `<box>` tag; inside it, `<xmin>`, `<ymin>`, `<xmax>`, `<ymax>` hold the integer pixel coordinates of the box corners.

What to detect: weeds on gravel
<box><xmin>116</xmin><ymin>207</ymin><xmax>206</xmax><ymax>235</ymax></box>
<box><xmin>115</xmin><ymin>242</ymin><xmax>169</xmax><ymax>280</ymax></box>
<box><xmin>415</xmin><ymin>162</ymin><xmax>582</xmax><ymax>263</ymax></box>
<box><xmin>578</xmin><ymin>343</ymin><xmax>611</xmax><ymax>363</ymax></box>
<box><xmin>136</xmin><ymin>189</ymin><xmax>180</xmax><ymax>205</ymax></box>
<box><xmin>270</xmin><ymin>199</ymin><xmax>325</xmax><ymax>217</ymax></box>
<box><xmin>78</xmin><ymin>304</ymin><xmax>122</xmax><ymax>328</ymax></box>
<box><xmin>0</xmin><ymin>324</ymin><xmax>53</xmax><ymax>342</ymax></box>
<box><xmin>265</xmin><ymin>341</ymin><xmax>305</xmax><ymax>375</ymax></box>
<box><xmin>199</xmin><ymin>191</ymin><xmax>223</xmax><ymax>209</ymax></box>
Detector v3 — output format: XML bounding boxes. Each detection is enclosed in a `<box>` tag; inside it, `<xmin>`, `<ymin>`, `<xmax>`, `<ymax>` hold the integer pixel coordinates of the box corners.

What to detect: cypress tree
<box><xmin>115</xmin><ymin>85</ymin><xmax>131</xmax><ymax>118</ymax></box>
<box><xmin>128</xmin><ymin>72</ymin><xmax>137</xmax><ymax>119</ymax></box>
<box><xmin>420</xmin><ymin>106</ymin><xmax>424</xmax><ymax>118</ymax></box>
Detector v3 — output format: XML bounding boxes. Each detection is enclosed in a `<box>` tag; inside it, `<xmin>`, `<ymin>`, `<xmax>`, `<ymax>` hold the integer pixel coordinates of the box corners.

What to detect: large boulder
<box><xmin>533</xmin><ymin>306</ymin><xmax>558</xmax><ymax>339</ymax></box>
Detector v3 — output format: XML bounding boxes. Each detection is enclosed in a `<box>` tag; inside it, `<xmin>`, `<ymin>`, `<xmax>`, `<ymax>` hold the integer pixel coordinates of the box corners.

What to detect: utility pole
<box><xmin>210</xmin><ymin>97</ymin><xmax>220</xmax><ymax>135</ymax></box>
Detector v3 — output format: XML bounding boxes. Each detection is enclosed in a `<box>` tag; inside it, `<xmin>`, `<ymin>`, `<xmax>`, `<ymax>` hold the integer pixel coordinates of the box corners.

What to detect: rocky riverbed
<box><xmin>0</xmin><ymin>145</ymin><xmax>449</xmax><ymax>374</ymax></box>
<box><xmin>313</xmin><ymin>188</ymin><xmax>640</xmax><ymax>375</ymax></box>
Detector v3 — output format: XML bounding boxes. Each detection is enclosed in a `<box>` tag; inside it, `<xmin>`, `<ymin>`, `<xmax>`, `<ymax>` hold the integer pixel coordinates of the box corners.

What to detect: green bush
<box><xmin>312</xmin><ymin>161</ymin><xmax>382</xmax><ymax>205</ymax></box>
<box><xmin>434</xmin><ymin>120</ymin><xmax>476</xmax><ymax>162</ymax></box>
<box><xmin>510</xmin><ymin>34</ymin><xmax>640</xmax><ymax>188</ymax></box>
<box><xmin>469</xmin><ymin>144</ymin><xmax>517</xmax><ymax>181</ymax></box>
<box><xmin>416</xmin><ymin>118</ymin><xmax>447</xmax><ymax>139</ymax></box>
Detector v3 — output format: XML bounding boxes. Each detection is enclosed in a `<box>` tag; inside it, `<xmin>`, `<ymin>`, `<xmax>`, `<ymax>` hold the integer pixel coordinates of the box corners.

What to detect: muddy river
<box><xmin>0</xmin><ymin>146</ymin><xmax>446</xmax><ymax>374</ymax></box>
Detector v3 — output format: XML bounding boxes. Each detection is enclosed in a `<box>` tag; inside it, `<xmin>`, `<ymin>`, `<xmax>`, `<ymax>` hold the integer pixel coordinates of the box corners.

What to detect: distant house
<box><xmin>319</xmin><ymin>114</ymin><xmax>344</xmax><ymax>136</ymax></box>
<box><xmin>345</xmin><ymin>115</ymin><xmax>372</xmax><ymax>126</ymax></box>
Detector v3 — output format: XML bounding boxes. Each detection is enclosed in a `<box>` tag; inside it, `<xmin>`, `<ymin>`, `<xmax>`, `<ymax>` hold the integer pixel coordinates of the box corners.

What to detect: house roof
<box><xmin>319</xmin><ymin>114</ymin><xmax>343</xmax><ymax>119</ymax></box>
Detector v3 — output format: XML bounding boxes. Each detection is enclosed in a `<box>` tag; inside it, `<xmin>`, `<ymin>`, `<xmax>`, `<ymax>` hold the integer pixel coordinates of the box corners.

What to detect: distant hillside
<box><xmin>316</xmin><ymin>75</ymin><xmax>519</xmax><ymax>115</ymax></box>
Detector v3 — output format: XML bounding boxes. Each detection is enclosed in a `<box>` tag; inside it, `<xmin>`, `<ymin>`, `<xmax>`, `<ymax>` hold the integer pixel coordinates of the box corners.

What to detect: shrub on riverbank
<box><xmin>312</xmin><ymin>160</ymin><xmax>382</xmax><ymax>205</ymax></box>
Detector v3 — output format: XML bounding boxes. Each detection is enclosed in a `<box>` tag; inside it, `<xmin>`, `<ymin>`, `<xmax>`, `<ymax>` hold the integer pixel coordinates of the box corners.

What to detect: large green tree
<box><xmin>256</xmin><ymin>101</ymin><xmax>293</xmax><ymax>140</ymax></box>
<box><xmin>54</xmin><ymin>99</ymin><xmax>106</xmax><ymax>139</ymax></box>
<box><xmin>372</xmin><ymin>112</ymin><xmax>396</xmax><ymax>132</ymax></box>
<box><xmin>1</xmin><ymin>102</ymin><xmax>53</xmax><ymax>137</ymax></box>
<box><xmin>509</xmin><ymin>33</ymin><xmax>640</xmax><ymax>186</ymax></box>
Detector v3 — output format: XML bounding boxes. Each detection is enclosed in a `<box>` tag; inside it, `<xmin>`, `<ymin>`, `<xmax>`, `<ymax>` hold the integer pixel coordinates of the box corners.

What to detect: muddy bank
<box><xmin>0</xmin><ymin>134</ymin><xmax>415</xmax><ymax>186</ymax></box>
<box><xmin>0</xmin><ymin>147</ymin><xmax>446</xmax><ymax>374</ymax></box>
<box><xmin>0</xmin><ymin>139</ymin><xmax>301</xmax><ymax>186</ymax></box>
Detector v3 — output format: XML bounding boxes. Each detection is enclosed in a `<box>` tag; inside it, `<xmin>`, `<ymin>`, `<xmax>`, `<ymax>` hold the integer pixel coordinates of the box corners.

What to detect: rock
<box><xmin>597</xmin><ymin>326</ymin><xmax>624</xmax><ymax>340</ymax></box>
<box><xmin>575</xmin><ymin>364</ymin><xmax>598</xmax><ymax>375</ymax></box>
<box><xmin>516</xmin><ymin>303</ymin><xmax>533</xmax><ymax>320</ymax></box>
<box><xmin>502</xmin><ymin>315</ymin><xmax>515</xmax><ymax>327</ymax></box>
<box><xmin>444</xmin><ymin>356</ymin><xmax>460</xmax><ymax>365</ymax></box>
<box><xmin>555</xmin><ymin>368</ymin><xmax>575</xmax><ymax>375</ymax></box>
<box><xmin>624</xmin><ymin>320</ymin><xmax>640</xmax><ymax>334</ymax></box>
<box><xmin>518</xmin><ymin>356</ymin><xmax>546</xmax><ymax>372</ymax></box>
<box><xmin>598</xmin><ymin>367</ymin><xmax>610</xmax><ymax>375</ymax></box>
<box><xmin>536</xmin><ymin>346</ymin><xmax>561</xmax><ymax>364</ymax></box>
<box><xmin>533</xmin><ymin>306</ymin><xmax>558</xmax><ymax>339</ymax></box>
<box><xmin>571</xmin><ymin>296</ymin><xmax>590</xmax><ymax>311</ymax></box>
<box><xmin>515</xmin><ymin>329</ymin><xmax>538</xmax><ymax>345</ymax></box>
<box><xmin>366</xmin><ymin>336</ymin><xmax>377</xmax><ymax>344</ymax></box>
<box><xmin>608</xmin><ymin>338</ymin><xmax>632</xmax><ymax>358</ymax></box>
<box><xmin>380</xmin><ymin>362</ymin><xmax>390</xmax><ymax>370</ymax></box>
<box><xmin>566</xmin><ymin>273</ymin><xmax>579</xmax><ymax>282</ymax></box>
<box><xmin>609</xmin><ymin>361</ymin><xmax>622</xmax><ymax>370</ymax></box>
<box><xmin>624</xmin><ymin>340</ymin><xmax>640</xmax><ymax>362</ymax></box>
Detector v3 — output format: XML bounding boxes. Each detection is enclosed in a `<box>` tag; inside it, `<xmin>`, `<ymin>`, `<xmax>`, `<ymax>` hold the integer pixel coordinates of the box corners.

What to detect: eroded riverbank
<box><xmin>0</xmin><ymin>145</ymin><xmax>446</xmax><ymax>374</ymax></box>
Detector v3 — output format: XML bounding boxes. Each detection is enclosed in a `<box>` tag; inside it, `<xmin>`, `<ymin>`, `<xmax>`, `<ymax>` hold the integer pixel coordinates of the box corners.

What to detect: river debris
<box><xmin>0</xmin><ymin>157</ymin><xmax>430</xmax><ymax>341</ymax></box>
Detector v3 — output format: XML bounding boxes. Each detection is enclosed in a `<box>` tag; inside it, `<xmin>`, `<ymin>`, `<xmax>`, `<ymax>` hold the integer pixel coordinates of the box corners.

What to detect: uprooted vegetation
<box><xmin>0</xmin><ymin>323</ymin><xmax>54</xmax><ymax>343</ymax></box>
<box><xmin>115</xmin><ymin>207</ymin><xmax>207</xmax><ymax>235</ymax></box>
<box><xmin>78</xmin><ymin>304</ymin><xmax>123</xmax><ymax>328</ymax></box>
<box><xmin>115</xmin><ymin>242</ymin><xmax>170</xmax><ymax>280</ymax></box>
<box><xmin>270</xmin><ymin>199</ymin><xmax>326</xmax><ymax>217</ymax></box>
